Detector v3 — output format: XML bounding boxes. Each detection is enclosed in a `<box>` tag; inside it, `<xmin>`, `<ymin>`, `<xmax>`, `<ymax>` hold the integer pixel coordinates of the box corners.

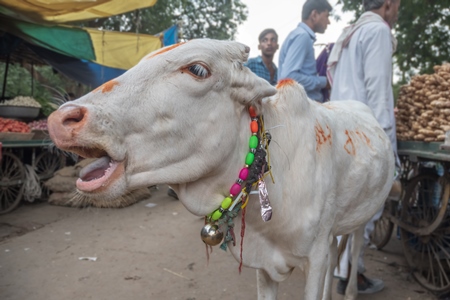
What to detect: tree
<box><xmin>82</xmin><ymin>0</ymin><xmax>248</xmax><ymax>41</ymax></box>
<box><xmin>336</xmin><ymin>0</ymin><xmax>450</xmax><ymax>82</ymax></box>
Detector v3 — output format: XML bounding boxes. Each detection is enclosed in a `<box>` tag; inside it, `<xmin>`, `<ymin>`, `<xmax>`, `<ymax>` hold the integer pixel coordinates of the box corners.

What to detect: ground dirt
<box><xmin>0</xmin><ymin>186</ymin><xmax>438</xmax><ymax>300</ymax></box>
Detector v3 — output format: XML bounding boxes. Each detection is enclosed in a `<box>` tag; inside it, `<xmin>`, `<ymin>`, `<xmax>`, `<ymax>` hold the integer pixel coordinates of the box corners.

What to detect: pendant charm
<box><xmin>200</xmin><ymin>224</ymin><xmax>224</xmax><ymax>246</ymax></box>
<box><xmin>258</xmin><ymin>179</ymin><xmax>272</xmax><ymax>222</ymax></box>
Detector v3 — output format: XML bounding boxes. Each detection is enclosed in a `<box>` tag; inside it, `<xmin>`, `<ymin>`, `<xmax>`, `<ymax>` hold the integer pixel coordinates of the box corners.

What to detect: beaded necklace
<box><xmin>200</xmin><ymin>106</ymin><xmax>273</xmax><ymax>251</ymax></box>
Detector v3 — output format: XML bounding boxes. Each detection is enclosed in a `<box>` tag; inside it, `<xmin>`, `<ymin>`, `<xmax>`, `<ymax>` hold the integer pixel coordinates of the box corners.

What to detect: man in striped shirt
<box><xmin>244</xmin><ymin>29</ymin><xmax>279</xmax><ymax>86</ymax></box>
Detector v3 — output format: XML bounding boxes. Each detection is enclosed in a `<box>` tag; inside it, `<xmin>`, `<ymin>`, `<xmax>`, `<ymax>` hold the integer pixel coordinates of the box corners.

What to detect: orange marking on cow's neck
<box><xmin>93</xmin><ymin>80</ymin><xmax>119</xmax><ymax>93</ymax></box>
<box><xmin>315</xmin><ymin>121</ymin><xmax>332</xmax><ymax>152</ymax></box>
<box><xmin>276</xmin><ymin>78</ymin><xmax>295</xmax><ymax>89</ymax></box>
<box><xmin>146</xmin><ymin>42</ymin><xmax>185</xmax><ymax>59</ymax></box>
<box><xmin>344</xmin><ymin>130</ymin><xmax>356</xmax><ymax>156</ymax></box>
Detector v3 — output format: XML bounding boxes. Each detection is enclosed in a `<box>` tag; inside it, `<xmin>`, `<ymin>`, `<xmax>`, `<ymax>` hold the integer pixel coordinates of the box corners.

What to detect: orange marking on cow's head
<box><xmin>276</xmin><ymin>78</ymin><xmax>296</xmax><ymax>89</ymax></box>
<box><xmin>344</xmin><ymin>130</ymin><xmax>356</xmax><ymax>156</ymax></box>
<box><xmin>315</xmin><ymin>121</ymin><xmax>332</xmax><ymax>152</ymax></box>
<box><xmin>93</xmin><ymin>80</ymin><xmax>119</xmax><ymax>94</ymax></box>
<box><xmin>146</xmin><ymin>42</ymin><xmax>186</xmax><ymax>59</ymax></box>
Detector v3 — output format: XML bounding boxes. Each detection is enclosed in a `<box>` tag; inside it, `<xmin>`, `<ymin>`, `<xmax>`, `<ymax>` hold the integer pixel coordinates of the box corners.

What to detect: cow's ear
<box><xmin>230</xmin><ymin>65</ymin><xmax>277</xmax><ymax>106</ymax></box>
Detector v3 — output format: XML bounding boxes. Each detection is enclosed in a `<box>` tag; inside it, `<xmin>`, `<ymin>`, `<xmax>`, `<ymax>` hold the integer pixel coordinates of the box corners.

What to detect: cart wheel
<box><xmin>33</xmin><ymin>150</ymin><xmax>66</xmax><ymax>199</ymax></box>
<box><xmin>400</xmin><ymin>173</ymin><xmax>450</xmax><ymax>293</ymax></box>
<box><xmin>0</xmin><ymin>152</ymin><xmax>26</xmax><ymax>214</ymax></box>
<box><xmin>33</xmin><ymin>150</ymin><xmax>66</xmax><ymax>181</ymax></box>
<box><xmin>370</xmin><ymin>199</ymin><xmax>395</xmax><ymax>250</ymax></box>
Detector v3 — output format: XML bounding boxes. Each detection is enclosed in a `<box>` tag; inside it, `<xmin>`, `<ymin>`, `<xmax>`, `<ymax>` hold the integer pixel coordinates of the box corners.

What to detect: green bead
<box><xmin>249</xmin><ymin>135</ymin><xmax>258</xmax><ymax>149</ymax></box>
<box><xmin>221</xmin><ymin>197</ymin><xmax>232</xmax><ymax>209</ymax></box>
<box><xmin>245</xmin><ymin>152</ymin><xmax>255</xmax><ymax>165</ymax></box>
<box><xmin>211</xmin><ymin>210</ymin><xmax>223</xmax><ymax>221</ymax></box>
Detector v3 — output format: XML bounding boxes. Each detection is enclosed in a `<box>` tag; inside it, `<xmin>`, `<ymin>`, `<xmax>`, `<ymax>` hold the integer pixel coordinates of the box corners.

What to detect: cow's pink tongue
<box><xmin>77</xmin><ymin>156</ymin><xmax>119</xmax><ymax>192</ymax></box>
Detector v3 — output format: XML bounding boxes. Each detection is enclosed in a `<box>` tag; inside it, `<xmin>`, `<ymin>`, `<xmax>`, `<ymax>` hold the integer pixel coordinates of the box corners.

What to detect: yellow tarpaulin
<box><xmin>0</xmin><ymin>0</ymin><xmax>157</xmax><ymax>23</ymax></box>
<box><xmin>87</xmin><ymin>27</ymin><xmax>162</xmax><ymax>69</ymax></box>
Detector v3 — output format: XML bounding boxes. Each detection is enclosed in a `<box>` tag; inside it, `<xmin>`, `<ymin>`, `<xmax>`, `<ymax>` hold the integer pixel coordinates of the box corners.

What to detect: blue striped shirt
<box><xmin>245</xmin><ymin>56</ymin><xmax>278</xmax><ymax>86</ymax></box>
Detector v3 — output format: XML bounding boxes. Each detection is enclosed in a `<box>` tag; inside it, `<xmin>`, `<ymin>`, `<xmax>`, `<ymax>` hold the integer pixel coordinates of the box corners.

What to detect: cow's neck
<box><xmin>198</xmin><ymin>105</ymin><xmax>273</xmax><ymax>247</ymax></box>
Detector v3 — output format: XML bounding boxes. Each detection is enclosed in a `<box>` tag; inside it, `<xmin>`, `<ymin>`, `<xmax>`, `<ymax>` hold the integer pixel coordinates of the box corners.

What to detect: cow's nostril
<box><xmin>61</xmin><ymin>106</ymin><xmax>87</xmax><ymax>127</ymax></box>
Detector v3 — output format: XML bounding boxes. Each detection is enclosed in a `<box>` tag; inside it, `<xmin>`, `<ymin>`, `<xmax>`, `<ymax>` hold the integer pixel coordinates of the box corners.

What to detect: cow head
<box><xmin>48</xmin><ymin>39</ymin><xmax>277</xmax><ymax>208</ymax></box>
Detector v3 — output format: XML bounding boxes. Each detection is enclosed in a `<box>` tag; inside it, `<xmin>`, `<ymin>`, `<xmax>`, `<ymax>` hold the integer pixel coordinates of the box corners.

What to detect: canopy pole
<box><xmin>1</xmin><ymin>53</ymin><xmax>10</xmax><ymax>102</ymax></box>
<box><xmin>31</xmin><ymin>63</ymin><xmax>34</xmax><ymax>96</ymax></box>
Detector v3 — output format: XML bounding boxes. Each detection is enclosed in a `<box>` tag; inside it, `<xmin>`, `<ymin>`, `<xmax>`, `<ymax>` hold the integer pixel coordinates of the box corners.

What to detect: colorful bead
<box><xmin>250</xmin><ymin>120</ymin><xmax>258</xmax><ymax>133</ymax></box>
<box><xmin>245</xmin><ymin>152</ymin><xmax>255</xmax><ymax>165</ymax></box>
<box><xmin>206</xmin><ymin>106</ymin><xmax>261</xmax><ymax>225</ymax></box>
<box><xmin>221</xmin><ymin>197</ymin><xmax>232</xmax><ymax>209</ymax></box>
<box><xmin>230</xmin><ymin>183</ymin><xmax>241</xmax><ymax>196</ymax></box>
<box><xmin>239</xmin><ymin>168</ymin><xmax>249</xmax><ymax>180</ymax></box>
<box><xmin>211</xmin><ymin>210</ymin><xmax>222</xmax><ymax>221</ymax></box>
<box><xmin>249</xmin><ymin>106</ymin><xmax>257</xmax><ymax>118</ymax></box>
<box><xmin>249</xmin><ymin>135</ymin><xmax>258</xmax><ymax>149</ymax></box>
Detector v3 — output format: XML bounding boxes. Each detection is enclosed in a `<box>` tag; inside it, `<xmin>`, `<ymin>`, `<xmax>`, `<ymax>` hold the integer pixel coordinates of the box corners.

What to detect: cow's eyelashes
<box><xmin>185</xmin><ymin>64</ymin><xmax>211</xmax><ymax>79</ymax></box>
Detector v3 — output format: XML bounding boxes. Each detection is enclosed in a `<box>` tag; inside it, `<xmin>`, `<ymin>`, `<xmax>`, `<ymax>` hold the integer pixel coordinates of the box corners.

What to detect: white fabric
<box><xmin>328</xmin><ymin>14</ymin><xmax>397</xmax><ymax>153</ymax></box>
<box><xmin>329</xmin><ymin>12</ymin><xmax>397</xmax><ymax>280</ymax></box>
<box><xmin>327</xmin><ymin>12</ymin><xmax>397</xmax><ymax>85</ymax></box>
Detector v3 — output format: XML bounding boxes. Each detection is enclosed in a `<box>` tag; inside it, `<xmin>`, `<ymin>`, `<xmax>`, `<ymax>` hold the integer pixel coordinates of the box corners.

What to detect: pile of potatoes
<box><xmin>396</xmin><ymin>63</ymin><xmax>450</xmax><ymax>142</ymax></box>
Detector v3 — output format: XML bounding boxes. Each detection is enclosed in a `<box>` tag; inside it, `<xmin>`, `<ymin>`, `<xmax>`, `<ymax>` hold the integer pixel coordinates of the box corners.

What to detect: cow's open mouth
<box><xmin>77</xmin><ymin>156</ymin><xmax>122</xmax><ymax>192</ymax></box>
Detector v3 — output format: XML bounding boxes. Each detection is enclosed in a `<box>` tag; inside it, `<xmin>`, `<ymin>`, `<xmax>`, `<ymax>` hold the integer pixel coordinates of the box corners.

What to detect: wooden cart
<box><xmin>0</xmin><ymin>139</ymin><xmax>66</xmax><ymax>214</ymax></box>
<box><xmin>372</xmin><ymin>140</ymin><xmax>450</xmax><ymax>294</ymax></box>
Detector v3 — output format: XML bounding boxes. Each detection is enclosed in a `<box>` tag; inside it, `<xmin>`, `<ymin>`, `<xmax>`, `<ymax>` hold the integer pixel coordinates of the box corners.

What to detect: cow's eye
<box><xmin>186</xmin><ymin>64</ymin><xmax>210</xmax><ymax>78</ymax></box>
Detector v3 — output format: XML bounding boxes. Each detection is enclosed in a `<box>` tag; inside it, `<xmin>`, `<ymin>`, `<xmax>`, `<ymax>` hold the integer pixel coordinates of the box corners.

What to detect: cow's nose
<box><xmin>48</xmin><ymin>105</ymin><xmax>88</xmax><ymax>146</ymax></box>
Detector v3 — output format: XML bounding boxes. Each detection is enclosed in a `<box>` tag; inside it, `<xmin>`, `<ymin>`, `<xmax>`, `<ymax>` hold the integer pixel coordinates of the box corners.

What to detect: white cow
<box><xmin>47</xmin><ymin>39</ymin><xmax>394</xmax><ymax>300</ymax></box>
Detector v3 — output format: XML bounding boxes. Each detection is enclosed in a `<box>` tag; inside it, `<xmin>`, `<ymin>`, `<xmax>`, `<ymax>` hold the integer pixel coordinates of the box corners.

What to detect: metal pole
<box><xmin>31</xmin><ymin>63</ymin><xmax>34</xmax><ymax>96</ymax></box>
<box><xmin>1</xmin><ymin>53</ymin><xmax>10</xmax><ymax>102</ymax></box>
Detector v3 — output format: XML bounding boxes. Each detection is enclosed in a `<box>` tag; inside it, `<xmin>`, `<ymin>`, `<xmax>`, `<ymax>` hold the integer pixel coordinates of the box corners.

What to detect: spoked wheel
<box><xmin>33</xmin><ymin>150</ymin><xmax>66</xmax><ymax>199</ymax></box>
<box><xmin>0</xmin><ymin>152</ymin><xmax>26</xmax><ymax>214</ymax></box>
<box><xmin>400</xmin><ymin>173</ymin><xmax>450</xmax><ymax>293</ymax></box>
<box><xmin>33</xmin><ymin>150</ymin><xmax>66</xmax><ymax>181</ymax></box>
<box><xmin>370</xmin><ymin>199</ymin><xmax>395</xmax><ymax>250</ymax></box>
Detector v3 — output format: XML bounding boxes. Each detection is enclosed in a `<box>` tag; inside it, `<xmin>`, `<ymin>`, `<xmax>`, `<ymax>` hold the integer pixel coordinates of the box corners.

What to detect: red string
<box><xmin>239</xmin><ymin>206</ymin><xmax>246</xmax><ymax>273</ymax></box>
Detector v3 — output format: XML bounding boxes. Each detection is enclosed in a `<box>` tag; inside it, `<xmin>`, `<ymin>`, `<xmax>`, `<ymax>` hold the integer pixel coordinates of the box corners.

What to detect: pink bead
<box><xmin>230</xmin><ymin>183</ymin><xmax>241</xmax><ymax>196</ymax></box>
<box><xmin>239</xmin><ymin>168</ymin><xmax>249</xmax><ymax>180</ymax></box>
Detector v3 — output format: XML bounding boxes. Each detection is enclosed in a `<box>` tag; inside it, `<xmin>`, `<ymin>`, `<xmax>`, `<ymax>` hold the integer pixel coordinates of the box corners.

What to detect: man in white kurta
<box><xmin>327</xmin><ymin>0</ymin><xmax>401</xmax><ymax>295</ymax></box>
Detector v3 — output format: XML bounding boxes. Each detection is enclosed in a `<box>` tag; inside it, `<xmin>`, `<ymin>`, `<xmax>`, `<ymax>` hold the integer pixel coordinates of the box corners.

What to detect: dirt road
<box><xmin>0</xmin><ymin>186</ymin><xmax>436</xmax><ymax>299</ymax></box>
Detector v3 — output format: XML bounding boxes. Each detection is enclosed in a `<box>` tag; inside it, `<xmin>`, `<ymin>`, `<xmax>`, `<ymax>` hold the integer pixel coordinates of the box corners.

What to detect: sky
<box><xmin>235</xmin><ymin>0</ymin><xmax>354</xmax><ymax>63</ymax></box>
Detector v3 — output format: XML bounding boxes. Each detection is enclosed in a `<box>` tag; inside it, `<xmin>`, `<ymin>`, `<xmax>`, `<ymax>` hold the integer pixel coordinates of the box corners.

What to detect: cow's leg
<box><xmin>322</xmin><ymin>235</ymin><xmax>338</xmax><ymax>300</ymax></box>
<box><xmin>345</xmin><ymin>225</ymin><xmax>365</xmax><ymax>300</ymax></box>
<box><xmin>256</xmin><ymin>269</ymin><xmax>278</xmax><ymax>300</ymax></box>
<box><xmin>304</xmin><ymin>240</ymin><xmax>330</xmax><ymax>300</ymax></box>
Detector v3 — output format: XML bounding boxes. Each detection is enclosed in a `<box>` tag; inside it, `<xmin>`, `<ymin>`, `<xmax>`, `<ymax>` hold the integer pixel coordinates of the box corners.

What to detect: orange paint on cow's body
<box><xmin>93</xmin><ymin>80</ymin><xmax>119</xmax><ymax>93</ymax></box>
<box><xmin>315</xmin><ymin>121</ymin><xmax>332</xmax><ymax>152</ymax></box>
<box><xmin>361</xmin><ymin>132</ymin><xmax>372</xmax><ymax>148</ymax></box>
<box><xmin>146</xmin><ymin>42</ymin><xmax>185</xmax><ymax>59</ymax></box>
<box><xmin>344</xmin><ymin>130</ymin><xmax>356</xmax><ymax>156</ymax></box>
<box><xmin>276</xmin><ymin>78</ymin><xmax>296</xmax><ymax>89</ymax></box>
<box><xmin>344</xmin><ymin>129</ymin><xmax>373</xmax><ymax>156</ymax></box>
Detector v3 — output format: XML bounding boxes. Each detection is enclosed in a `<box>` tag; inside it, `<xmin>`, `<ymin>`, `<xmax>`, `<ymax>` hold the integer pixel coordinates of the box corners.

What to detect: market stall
<box><xmin>371</xmin><ymin>63</ymin><xmax>450</xmax><ymax>295</ymax></box>
<box><xmin>0</xmin><ymin>96</ymin><xmax>66</xmax><ymax>214</ymax></box>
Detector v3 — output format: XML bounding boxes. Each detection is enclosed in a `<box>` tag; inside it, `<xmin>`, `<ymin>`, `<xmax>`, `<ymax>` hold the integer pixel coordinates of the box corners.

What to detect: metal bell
<box><xmin>200</xmin><ymin>224</ymin><xmax>223</xmax><ymax>246</ymax></box>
